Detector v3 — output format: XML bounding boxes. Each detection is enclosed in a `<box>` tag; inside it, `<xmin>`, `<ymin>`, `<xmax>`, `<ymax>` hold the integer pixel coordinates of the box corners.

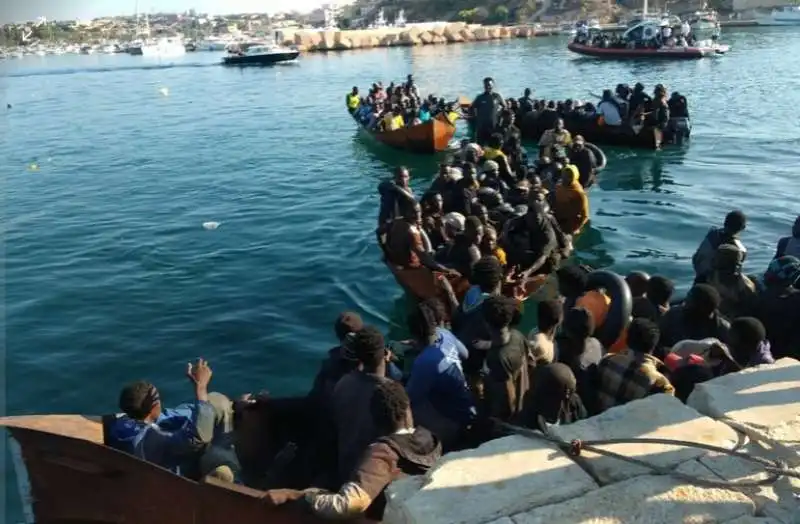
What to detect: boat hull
<box><xmin>755</xmin><ymin>16</ymin><xmax>800</xmax><ymax>25</ymax></box>
<box><xmin>357</xmin><ymin>115</ymin><xmax>456</xmax><ymax>154</ymax></box>
<box><xmin>1</xmin><ymin>409</ymin><xmax>376</xmax><ymax>524</ymax></box>
<box><xmin>223</xmin><ymin>52</ymin><xmax>300</xmax><ymax>65</ymax></box>
<box><xmin>567</xmin><ymin>42</ymin><xmax>724</xmax><ymax>59</ymax></box>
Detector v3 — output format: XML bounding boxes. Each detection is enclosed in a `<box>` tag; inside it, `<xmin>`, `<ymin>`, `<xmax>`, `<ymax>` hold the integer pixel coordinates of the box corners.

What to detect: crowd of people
<box><xmin>470</xmin><ymin>76</ymin><xmax>689</xmax><ymax>146</ymax></box>
<box><xmin>573</xmin><ymin>18</ymin><xmax>716</xmax><ymax>50</ymax></box>
<box><xmin>346</xmin><ymin>75</ymin><xmax>461</xmax><ymax>133</ymax></box>
<box><xmin>102</xmin><ymin>76</ymin><xmax>797</xmax><ymax>522</ymax></box>
<box><xmin>106</xmin><ymin>204</ymin><xmax>800</xmax><ymax>520</ymax></box>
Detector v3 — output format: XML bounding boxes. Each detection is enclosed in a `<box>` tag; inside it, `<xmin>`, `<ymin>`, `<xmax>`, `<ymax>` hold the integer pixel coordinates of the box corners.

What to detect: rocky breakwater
<box><xmin>281</xmin><ymin>23</ymin><xmax>536</xmax><ymax>52</ymax></box>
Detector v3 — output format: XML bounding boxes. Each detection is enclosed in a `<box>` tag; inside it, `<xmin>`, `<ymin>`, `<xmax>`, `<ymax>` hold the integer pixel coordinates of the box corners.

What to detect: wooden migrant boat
<box><xmin>519</xmin><ymin>111</ymin><xmax>665</xmax><ymax>150</ymax></box>
<box><xmin>355</xmin><ymin>113</ymin><xmax>456</xmax><ymax>154</ymax></box>
<box><xmin>0</xmin><ymin>397</ymin><xmax>379</xmax><ymax>524</ymax></box>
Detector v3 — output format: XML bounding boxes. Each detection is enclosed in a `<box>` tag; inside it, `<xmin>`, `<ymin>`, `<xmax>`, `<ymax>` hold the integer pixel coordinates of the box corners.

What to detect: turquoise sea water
<box><xmin>2</xmin><ymin>28</ymin><xmax>800</xmax><ymax>520</ymax></box>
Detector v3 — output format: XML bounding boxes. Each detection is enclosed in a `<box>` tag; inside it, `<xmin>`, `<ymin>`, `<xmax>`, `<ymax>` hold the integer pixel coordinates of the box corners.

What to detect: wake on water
<box><xmin>1</xmin><ymin>62</ymin><xmax>217</xmax><ymax>79</ymax></box>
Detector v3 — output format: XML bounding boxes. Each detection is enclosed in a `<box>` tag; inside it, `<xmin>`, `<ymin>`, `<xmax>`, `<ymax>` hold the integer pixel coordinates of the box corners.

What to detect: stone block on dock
<box><xmin>460</xmin><ymin>28</ymin><xmax>476</xmax><ymax>42</ymax></box>
<box><xmin>319</xmin><ymin>30</ymin><xmax>336</xmax><ymax>50</ymax></box>
<box><xmin>444</xmin><ymin>26</ymin><xmax>464</xmax><ymax>43</ymax></box>
<box><xmin>418</xmin><ymin>31</ymin><xmax>434</xmax><ymax>45</ymax></box>
<box><xmin>382</xmin><ymin>434</ymin><xmax>597</xmax><ymax>524</ymax></box>
<box><xmin>398</xmin><ymin>28</ymin><xmax>421</xmax><ymax>46</ymax></box>
<box><xmin>549</xmin><ymin>394</ymin><xmax>741</xmax><ymax>485</ymax></box>
<box><xmin>510</xmin><ymin>474</ymin><xmax>755</xmax><ymax>524</ymax></box>
<box><xmin>687</xmin><ymin>358</ymin><xmax>800</xmax><ymax>466</ymax></box>
<box><xmin>515</xmin><ymin>27</ymin><xmax>532</xmax><ymax>38</ymax></box>
<box><xmin>694</xmin><ymin>443</ymin><xmax>800</xmax><ymax>524</ymax></box>
<box><xmin>473</xmin><ymin>27</ymin><xmax>490</xmax><ymax>41</ymax></box>
<box><xmin>380</xmin><ymin>34</ymin><xmax>400</xmax><ymax>47</ymax></box>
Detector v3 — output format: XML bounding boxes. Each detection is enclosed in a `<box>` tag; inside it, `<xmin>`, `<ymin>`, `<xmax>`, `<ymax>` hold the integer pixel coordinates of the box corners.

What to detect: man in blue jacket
<box><xmin>108</xmin><ymin>358</ymin><xmax>238</xmax><ymax>481</ymax></box>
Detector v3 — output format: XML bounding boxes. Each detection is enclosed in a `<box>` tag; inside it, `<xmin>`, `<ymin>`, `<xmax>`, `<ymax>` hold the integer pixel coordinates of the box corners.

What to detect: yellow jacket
<box><xmin>554</xmin><ymin>165</ymin><xmax>589</xmax><ymax>235</ymax></box>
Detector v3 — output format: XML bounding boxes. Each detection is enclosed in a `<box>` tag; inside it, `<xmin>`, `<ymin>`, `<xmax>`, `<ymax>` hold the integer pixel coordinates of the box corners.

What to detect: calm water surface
<box><xmin>2</xmin><ymin>27</ymin><xmax>799</xmax><ymax>520</ymax></box>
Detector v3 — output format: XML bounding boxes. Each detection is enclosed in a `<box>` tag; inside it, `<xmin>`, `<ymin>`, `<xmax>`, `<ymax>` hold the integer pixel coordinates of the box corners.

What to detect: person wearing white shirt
<box><xmin>597</xmin><ymin>90</ymin><xmax>622</xmax><ymax>126</ymax></box>
<box><xmin>681</xmin><ymin>21</ymin><xmax>691</xmax><ymax>37</ymax></box>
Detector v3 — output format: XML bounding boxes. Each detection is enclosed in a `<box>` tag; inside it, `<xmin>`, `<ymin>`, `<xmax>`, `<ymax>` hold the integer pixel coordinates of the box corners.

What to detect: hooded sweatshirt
<box><xmin>554</xmin><ymin>165</ymin><xmax>590</xmax><ymax>235</ymax></box>
<box><xmin>107</xmin><ymin>400</ymin><xmax>216</xmax><ymax>475</ymax></box>
<box><xmin>774</xmin><ymin>219</ymin><xmax>800</xmax><ymax>258</ymax></box>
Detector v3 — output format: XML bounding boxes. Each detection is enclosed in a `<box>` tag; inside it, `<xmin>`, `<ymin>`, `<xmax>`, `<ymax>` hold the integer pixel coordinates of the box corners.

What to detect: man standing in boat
<box><xmin>471</xmin><ymin>77</ymin><xmax>506</xmax><ymax>146</ymax></box>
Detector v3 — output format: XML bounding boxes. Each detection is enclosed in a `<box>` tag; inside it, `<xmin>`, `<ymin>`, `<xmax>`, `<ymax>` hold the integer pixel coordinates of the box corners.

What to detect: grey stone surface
<box><xmin>510</xmin><ymin>474</ymin><xmax>755</xmax><ymax>524</ymax></box>
<box><xmin>696</xmin><ymin>444</ymin><xmax>800</xmax><ymax>524</ymax></box>
<box><xmin>688</xmin><ymin>358</ymin><xmax>800</xmax><ymax>466</ymax></box>
<box><xmin>383</xmin><ymin>435</ymin><xmax>597</xmax><ymax>524</ymax></box>
<box><xmin>723</xmin><ymin>517</ymin><xmax>784</xmax><ymax>524</ymax></box>
<box><xmin>549</xmin><ymin>394</ymin><xmax>741</xmax><ymax>484</ymax></box>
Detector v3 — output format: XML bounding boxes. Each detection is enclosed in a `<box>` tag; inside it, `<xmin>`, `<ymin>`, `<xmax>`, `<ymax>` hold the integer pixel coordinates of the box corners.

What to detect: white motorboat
<box><xmin>140</xmin><ymin>37</ymin><xmax>186</xmax><ymax>57</ymax></box>
<box><xmin>756</xmin><ymin>5</ymin><xmax>800</xmax><ymax>25</ymax></box>
<box><xmin>198</xmin><ymin>36</ymin><xmax>231</xmax><ymax>51</ymax></box>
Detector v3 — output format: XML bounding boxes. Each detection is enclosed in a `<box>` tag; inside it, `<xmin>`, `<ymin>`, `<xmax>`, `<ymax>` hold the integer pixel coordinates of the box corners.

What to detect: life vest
<box><xmin>347</xmin><ymin>93</ymin><xmax>360</xmax><ymax>110</ymax></box>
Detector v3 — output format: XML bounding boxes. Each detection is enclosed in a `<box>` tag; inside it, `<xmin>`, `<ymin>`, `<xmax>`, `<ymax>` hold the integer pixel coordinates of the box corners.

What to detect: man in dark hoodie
<box><xmin>502</xmin><ymin>199</ymin><xmax>559</xmax><ymax>279</ymax></box>
<box><xmin>263</xmin><ymin>380</ymin><xmax>442</xmax><ymax>520</ymax></box>
<box><xmin>308</xmin><ymin>312</ymin><xmax>364</xmax><ymax>405</ymax></box>
<box><xmin>729</xmin><ymin>317</ymin><xmax>775</xmax><ymax>369</ymax></box>
<box><xmin>452</xmin><ymin>256</ymin><xmax>504</xmax><ymax>380</ymax></box>
<box><xmin>659</xmin><ymin>284</ymin><xmax>731</xmax><ymax>351</ymax></box>
<box><xmin>692</xmin><ymin>210</ymin><xmax>747</xmax><ymax>281</ymax></box>
<box><xmin>629</xmin><ymin>82</ymin><xmax>651</xmax><ymax>116</ymax></box>
<box><xmin>331</xmin><ymin>326</ymin><xmax>392</xmax><ymax>485</ymax></box>
<box><xmin>774</xmin><ymin>215</ymin><xmax>800</xmax><ymax>259</ymax></box>
<box><xmin>756</xmin><ymin>256</ymin><xmax>800</xmax><ymax>359</ymax></box>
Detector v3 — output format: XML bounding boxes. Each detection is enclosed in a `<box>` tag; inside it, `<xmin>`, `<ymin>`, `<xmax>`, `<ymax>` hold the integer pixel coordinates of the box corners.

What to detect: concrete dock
<box><xmin>384</xmin><ymin>358</ymin><xmax>800</xmax><ymax>524</ymax></box>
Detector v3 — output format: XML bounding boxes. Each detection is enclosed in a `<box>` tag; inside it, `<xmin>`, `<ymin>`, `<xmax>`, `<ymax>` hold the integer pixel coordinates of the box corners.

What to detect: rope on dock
<box><xmin>496</xmin><ymin>419</ymin><xmax>800</xmax><ymax>489</ymax></box>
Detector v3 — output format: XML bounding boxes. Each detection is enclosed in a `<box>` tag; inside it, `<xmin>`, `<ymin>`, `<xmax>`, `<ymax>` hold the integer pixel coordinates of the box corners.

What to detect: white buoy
<box><xmin>202</xmin><ymin>221</ymin><xmax>220</xmax><ymax>230</ymax></box>
<box><xmin>159</xmin><ymin>87</ymin><xmax>169</xmax><ymax>97</ymax></box>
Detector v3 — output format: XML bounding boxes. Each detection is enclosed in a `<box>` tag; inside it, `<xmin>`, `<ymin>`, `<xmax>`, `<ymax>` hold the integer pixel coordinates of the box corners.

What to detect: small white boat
<box><xmin>756</xmin><ymin>5</ymin><xmax>800</xmax><ymax>25</ymax></box>
<box><xmin>198</xmin><ymin>37</ymin><xmax>230</xmax><ymax>51</ymax></box>
<box><xmin>140</xmin><ymin>37</ymin><xmax>186</xmax><ymax>57</ymax></box>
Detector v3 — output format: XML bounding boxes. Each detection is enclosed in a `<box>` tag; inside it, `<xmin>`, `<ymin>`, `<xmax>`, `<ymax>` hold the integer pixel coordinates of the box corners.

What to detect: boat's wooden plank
<box><xmin>0</xmin><ymin>415</ymin><xmax>102</xmax><ymax>443</ymax></box>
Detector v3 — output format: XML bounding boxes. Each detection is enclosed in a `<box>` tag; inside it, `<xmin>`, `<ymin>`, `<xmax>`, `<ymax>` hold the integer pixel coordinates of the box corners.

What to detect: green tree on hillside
<box><xmin>494</xmin><ymin>5</ymin><xmax>510</xmax><ymax>23</ymax></box>
<box><xmin>457</xmin><ymin>8</ymin><xmax>478</xmax><ymax>22</ymax></box>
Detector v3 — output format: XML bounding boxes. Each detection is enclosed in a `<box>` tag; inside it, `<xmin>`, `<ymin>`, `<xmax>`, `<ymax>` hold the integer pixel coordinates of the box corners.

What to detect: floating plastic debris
<box><xmin>159</xmin><ymin>87</ymin><xmax>169</xmax><ymax>97</ymax></box>
<box><xmin>27</xmin><ymin>162</ymin><xmax>39</xmax><ymax>172</ymax></box>
<box><xmin>202</xmin><ymin>221</ymin><xmax>220</xmax><ymax>230</ymax></box>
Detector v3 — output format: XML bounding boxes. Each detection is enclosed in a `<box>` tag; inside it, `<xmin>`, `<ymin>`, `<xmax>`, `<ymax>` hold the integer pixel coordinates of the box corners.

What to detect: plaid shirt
<box><xmin>596</xmin><ymin>350</ymin><xmax>675</xmax><ymax>412</ymax></box>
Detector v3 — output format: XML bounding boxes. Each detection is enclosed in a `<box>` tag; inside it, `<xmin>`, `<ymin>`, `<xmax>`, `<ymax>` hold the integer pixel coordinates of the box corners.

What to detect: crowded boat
<box><xmin>346</xmin><ymin>76</ymin><xmax>461</xmax><ymax>133</ymax></box>
<box><xmin>568</xmin><ymin>19</ymin><xmax>729</xmax><ymax>59</ymax></box>
<box><xmin>465</xmin><ymin>77</ymin><xmax>691</xmax><ymax>149</ymax></box>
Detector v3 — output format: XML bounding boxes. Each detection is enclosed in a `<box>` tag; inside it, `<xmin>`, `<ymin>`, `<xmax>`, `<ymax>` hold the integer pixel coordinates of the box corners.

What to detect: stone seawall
<box><xmin>278</xmin><ymin>23</ymin><xmax>537</xmax><ymax>53</ymax></box>
<box><xmin>384</xmin><ymin>358</ymin><xmax>800</xmax><ymax>524</ymax></box>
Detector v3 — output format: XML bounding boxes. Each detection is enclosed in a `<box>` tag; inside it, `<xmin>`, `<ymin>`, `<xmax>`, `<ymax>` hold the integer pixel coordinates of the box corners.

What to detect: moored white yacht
<box><xmin>756</xmin><ymin>5</ymin><xmax>800</xmax><ymax>25</ymax></box>
<box><xmin>139</xmin><ymin>37</ymin><xmax>186</xmax><ymax>57</ymax></box>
